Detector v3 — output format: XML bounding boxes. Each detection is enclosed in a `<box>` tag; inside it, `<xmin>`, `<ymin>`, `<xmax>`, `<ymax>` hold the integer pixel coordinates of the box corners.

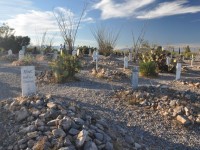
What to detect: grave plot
<box><xmin>113</xmin><ymin>86</ymin><xmax>200</xmax><ymax>126</ymax></box>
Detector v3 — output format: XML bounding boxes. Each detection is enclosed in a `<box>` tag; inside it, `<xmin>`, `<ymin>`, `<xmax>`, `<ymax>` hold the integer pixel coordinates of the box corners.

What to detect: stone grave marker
<box><xmin>22</xmin><ymin>46</ymin><xmax>25</xmax><ymax>53</ymax></box>
<box><xmin>53</xmin><ymin>51</ymin><xmax>58</xmax><ymax>60</ymax></box>
<box><xmin>89</xmin><ymin>49</ymin><xmax>92</xmax><ymax>56</ymax></box>
<box><xmin>176</xmin><ymin>63</ymin><xmax>181</xmax><ymax>80</ymax></box>
<box><xmin>8</xmin><ymin>49</ymin><xmax>12</xmax><ymax>55</ymax></box>
<box><xmin>72</xmin><ymin>50</ymin><xmax>77</xmax><ymax>56</ymax></box>
<box><xmin>166</xmin><ymin>56</ymin><xmax>171</xmax><ymax>65</ymax></box>
<box><xmin>191</xmin><ymin>54</ymin><xmax>194</xmax><ymax>67</ymax></box>
<box><xmin>92</xmin><ymin>51</ymin><xmax>98</xmax><ymax>62</ymax></box>
<box><xmin>132</xmin><ymin>66</ymin><xmax>139</xmax><ymax>89</ymax></box>
<box><xmin>77</xmin><ymin>49</ymin><xmax>80</xmax><ymax>56</ymax></box>
<box><xmin>21</xmin><ymin>66</ymin><xmax>36</xmax><ymax>96</ymax></box>
<box><xmin>129</xmin><ymin>52</ymin><xmax>132</xmax><ymax>61</ymax></box>
<box><xmin>124</xmin><ymin>56</ymin><xmax>128</xmax><ymax>69</ymax></box>
<box><xmin>19</xmin><ymin>50</ymin><xmax>24</xmax><ymax>60</ymax></box>
<box><xmin>95</xmin><ymin>51</ymin><xmax>99</xmax><ymax>71</ymax></box>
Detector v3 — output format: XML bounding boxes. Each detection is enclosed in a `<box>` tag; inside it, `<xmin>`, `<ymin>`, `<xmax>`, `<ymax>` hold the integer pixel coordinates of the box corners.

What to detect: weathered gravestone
<box><xmin>129</xmin><ymin>52</ymin><xmax>132</xmax><ymax>61</ymax></box>
<box><xmin>89</xmin><ymin>49</ymin><xmax>92</xmax><ymax>56</ymax></box>
<box><xmin>53</xmin><ymin>51</ymin><xmax>58</xmax><ymax>60</ymax></box>
<box><xmin>191</xmin><ymin>54</ymin><xmax>194</xmax><ymax>67</ymax></box>
<box><xmin>124</xmin><ymin>56</ymin><xmax>128</xmax><ymax>69</ymax></box>
<box><xmin>8</xmin><ymin>49</ymin><xmax>12</xmax><ymax>55</ymax></box>
<box><xmin>166</xmin><ymin>56</ymin><xmax>171</xmax><ymax>66</ymax></box>
<box><xmin>22</xmin><ymin>46</ymin><xmax>25</xmax><ymax>53</ymax></box>
<box><xmin>132</xmin><ymin>66</ymin><xmax>139</xmax><ymax>89</ymax></box>
<box><xmin>21</xmin><ymin>66</ymin><xmax>36</xmax><ymax>96</ymax></box>
<box><xmin>77</xmin><ymin>49</ymin><xmax>80</xmax><ymax>56</ymax></box>
<box><xmin>72</xmin><ymin>50</ymin><xmax>77</xmax><ymax>56</ymax></box>
<box><xmin>92</xmin><ymin>51</ymin><xmax>98</xmax><ymax>62</ymax></box>
<box><xmin>176</xmin><ymin>63</ymin><xmax>181</xmax><ymax>80</ymax></box>
<box><xmin>19</xmin><ymin>50</ymin><xmax>24</xmax><ymax>60</ymax></box>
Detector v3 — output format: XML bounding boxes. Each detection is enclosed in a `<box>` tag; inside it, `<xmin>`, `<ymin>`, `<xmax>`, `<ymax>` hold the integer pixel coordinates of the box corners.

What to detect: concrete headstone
<box><xmin>8</xmin><ymin>49</ymin><xmax>12</xmax><ymax>55</ymax></box>
<box><xmin>129</xmin><ymin>52</ymin><xmax>132</xmax><ymax>61</ymax></box>
<box><xmin>72</xmin><ymin>50</ymin><xmax>77</xmax><ymax>56</ymax></box>
<box><xmin>77</xmin><ymin>49</ymin><xmax>80</xmax><ymax>56</ymax></box>
<box><xmin>22</xmin><ymin>46</ymin><xmax>25</xmax><ymax>53</ymax></box>
<box><xmin>132</xmin><ymin>66</ymin><xmax>139</xmax><ymax>89</ymax></box>
<box><xmin>53</xmin><ymin>51</ymin><xmax>58</xmax><ymax>60</ymax></box>
<box><xmin>21</xmin><ymin>66</ymin><xmax>36</xmax><ymax>96</ymax></box>
<box><xmin>19</xmin><ymin>50</ymin><xmax>24</xmax><ymax>60</ymax></box>
<box><xmin>166</xmin><ymin>57</ymin><xmax>171</xmax><ymax>65</ymax></box>
<box><xmin>124</xmin><ymin>56</ymin><xmax>128</xmax><ymax>69</ymax></box>
<box><xmin>176</xmin><ymin>63</ymin><xmax>181</xmax><ymax>80</ymax></box>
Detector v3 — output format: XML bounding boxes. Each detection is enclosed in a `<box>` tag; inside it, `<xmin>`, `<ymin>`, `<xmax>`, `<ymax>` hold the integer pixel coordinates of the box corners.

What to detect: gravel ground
<box><xmin>0</xmin><ymin>58</ymin><xmax>200</xmax><ymax>150</ymax></box>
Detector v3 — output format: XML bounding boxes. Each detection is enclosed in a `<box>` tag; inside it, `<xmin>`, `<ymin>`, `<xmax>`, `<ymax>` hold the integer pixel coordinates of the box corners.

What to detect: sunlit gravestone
<box><xmin>176</xmin><ymin>63</ymin><xmax>181</xmax><ymax>80</ymax></box>
<box><xmin>132</xmin><ymin>66</ymin><xmax>139</xmax><ymax>89</ymax></box>
<box><xmin>77</xmin><ymin>49</ymin><xmax>80</xmax><ymax>56</ymax></box>
<box><xmin>21</xmin><ymin>66</ymin><xmax>36</xmax><ymax>96</ymax></box>
<box><xmin>191</xmin><ymin>54</ymin><xmax>194</xmax><ymax>67</ymax></box>
<box><xmin>8</xmin><ymin>49</ymin><xmax>12</xmax><ymax>55</ymax></box>
<box><xmin>124</xmin><ymin>56</ymin><xmax>128</xmax><ymax>69</ymax></box>
<box><xmin>95</xmin><ymin>51</ymin><xmax>99</xmax><ymax>71</ymax></box>
<box><xmin>166</xmin><ymin>56</ymin><xmax>171</xmax><ymax>66</ymax></box>
<box><xmin>19</xmin><ymin>50</ymin><xmax>24</xmax><ymax>60</ymax></box>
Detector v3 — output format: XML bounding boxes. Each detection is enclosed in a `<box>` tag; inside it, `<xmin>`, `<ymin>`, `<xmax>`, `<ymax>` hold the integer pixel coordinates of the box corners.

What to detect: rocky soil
<box><xmin>0</xmin><ymin>55</ymin><xmax>200</xmax><ymax>150</ymax></box>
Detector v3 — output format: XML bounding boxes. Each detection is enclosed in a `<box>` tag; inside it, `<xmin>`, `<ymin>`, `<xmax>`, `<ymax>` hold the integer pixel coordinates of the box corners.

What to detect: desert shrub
<box><xmin>50</xmin><ymin>54</ymin><xmax>81</xmax><ymax>83</ymax></box>
<box><xmin>139</xmin><ymin>61</ymin><xmax>158</xmax><ymax>77</ymax></box>
<box><xmin>139</xmin><ymin>49</ymin><xmax>177</xmax><ymax>73</ymax></box>
<box><xmin>22</xmin><ymin>54</ymin><xmax>34</xmax><ymax>65</ymax></box>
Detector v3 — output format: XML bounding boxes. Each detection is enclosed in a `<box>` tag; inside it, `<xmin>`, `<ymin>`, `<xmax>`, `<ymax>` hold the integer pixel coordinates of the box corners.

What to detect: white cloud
<box><xmin>0</xmin><ymin>0</ymin><xmax>35</xmax><ymax>20</ymax></box>
<box><xmin>137</xmin><ymin>0</ymin><xmax>200</xmax><ymax>19</ymax></box>
<box><xmin>2</xmin><ymin>6</ymin><xmax>94</xmax><ymax>45</ymax></box>
<box><xmin>93</xmin><ymin>0</ymin><xmax>155</xmax><ymax>19</ymax></box>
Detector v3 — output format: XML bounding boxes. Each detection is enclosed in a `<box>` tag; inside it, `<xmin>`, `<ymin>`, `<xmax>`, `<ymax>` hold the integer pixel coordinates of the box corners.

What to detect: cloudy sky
<box><xmin>0</xmin><ymin>0</ymin><xmax>200</xmax><ymax>49</ymax></box>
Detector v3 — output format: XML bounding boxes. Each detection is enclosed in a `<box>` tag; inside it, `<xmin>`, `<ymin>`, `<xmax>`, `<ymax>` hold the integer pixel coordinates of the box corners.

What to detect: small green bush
<box><xmin>50</xmin><ymin>54</ymin><xmax>81</xmax><ymax>83</ymax></box>
<box><xmin>22</xmin><ymin>54</ymin><xmax>34</xmax><ymax>65</ymax></box>
<box><xmin>139</xmin><ymin>61</ymin><xmax>158</xmax><ymax>77</ymax></box>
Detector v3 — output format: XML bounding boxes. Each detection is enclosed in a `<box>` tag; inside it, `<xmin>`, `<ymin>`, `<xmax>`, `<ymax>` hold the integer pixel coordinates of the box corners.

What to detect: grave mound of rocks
<box><xmin>91</xmin><ymin>68</ymin><xmax>128</xmax><ymax>80</ymax></box>
<box><xmin>114</xmin><ymin>86</ymin><xmax>200</xmax><ymax>126</ymax></box>
<box><xmin>0</xmin><ymin>95</ymin><xmax>116</xmax><ymax>150</ymax></box>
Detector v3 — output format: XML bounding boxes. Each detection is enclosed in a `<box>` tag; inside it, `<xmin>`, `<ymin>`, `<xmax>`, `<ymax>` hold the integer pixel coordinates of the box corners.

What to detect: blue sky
<box><xmin>0</xmin><ymin>0</ymin><xmax>200</xmax><ymax>50</ymax></box>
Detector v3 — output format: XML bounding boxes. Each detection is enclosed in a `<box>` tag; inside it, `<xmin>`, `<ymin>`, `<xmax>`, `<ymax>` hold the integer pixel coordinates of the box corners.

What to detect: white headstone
<box><xmin>132</xmin><ymin>66</ymin><xmax>139</xmax><ymax>89</ymax></box>
<box><xmin>53</xmin><ymin>51</ymin><xmax>58</xmax><ymax>60</ymax></box>
<box><xmin>166</xmin><ymin>57</ymin><xmax>171</xmax><ymax>65</ymax></box>
<box><xmin>21</xmin><ymin>66</ymin><xmax>36</xmax><ymax>96</ymax></box>
<box><xmin>72</xmin><ymin>50</ymin><xmax>77</xmax><ymax>56</ymax></box>
<box><xmin>19</xmin><ymin>50</ymin><xmax>24</xmax><ymax>60</ymax></box>
<box><xmin>89</xmin><ymin>49</ymin><xmax>92</xmax><ymax>56</ymax></box>
<box><xmin>176</xmin><ymin>63</ymin><xmax>181</xmax><ymax>80</ymax></box>
<box><xmin>129</xmin><ymin>52</ymin><xmax>132</xmax><ymax>61</ymax></box>
<box><xmin>8</xmin><ymin>49</ymin><xmax>12</xmax><ymax>55</ymax></box>
<box><xmin>77</xmin><ymin>49</ymin><xmax>80</xmax><ymax>56</ymax></box>
<box><xmin>191</xmin><ymin>54</ymin><xmax>194</xmax><ymax>67</ymax></box>
<box><xmin>95</xmin><ymin>51</ymin><xmax>99</xmax><ymax>70</ymax></box>
<box><xmin>92</xmin><ymin>51</ymin><xmax>98</xmax><ymax>61</ymax></box>
<box><xmin>124</xmin><ymin>56</ymin><xmax>128</xmax><ymax>69</ymax></box>
<box><xmin>22</xmin><ymin>46</ymin><xmax>25</xmax><ymax>53</ymax></box>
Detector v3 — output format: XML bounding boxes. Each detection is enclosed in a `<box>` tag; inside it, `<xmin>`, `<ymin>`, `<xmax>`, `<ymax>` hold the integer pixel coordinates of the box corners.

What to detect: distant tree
<box><xmin>0</xmin><ymin>23</ymin><xmax>30</xmax><ymax>53</ymax></box>
<box><xmin>184</xmin><ymin>45</ymin><xmax>191</xmax><ymax>53</ymax></box>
